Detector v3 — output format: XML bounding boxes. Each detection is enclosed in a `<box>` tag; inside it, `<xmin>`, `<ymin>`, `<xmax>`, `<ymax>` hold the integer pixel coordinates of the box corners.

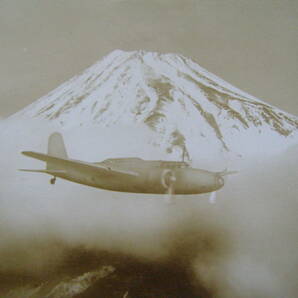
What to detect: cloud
<box><xmin>0</xmin><ymin>119</ymin><xmax>297</xmax><ymax>297</ymax></box>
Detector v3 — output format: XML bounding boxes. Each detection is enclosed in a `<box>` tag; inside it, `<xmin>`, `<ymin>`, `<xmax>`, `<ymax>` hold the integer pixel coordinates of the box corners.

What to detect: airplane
<box><xmin>20</xmin><ymin>133</ymin><xmax>236</xmax><ymax>202</ymax></box>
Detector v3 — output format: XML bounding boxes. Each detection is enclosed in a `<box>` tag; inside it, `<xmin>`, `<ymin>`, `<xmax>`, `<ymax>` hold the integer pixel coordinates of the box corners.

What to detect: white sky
<box><xmin>0</xmin><ymin>0</ymin><xmax>297</xmax><ymax>117</ymax></box>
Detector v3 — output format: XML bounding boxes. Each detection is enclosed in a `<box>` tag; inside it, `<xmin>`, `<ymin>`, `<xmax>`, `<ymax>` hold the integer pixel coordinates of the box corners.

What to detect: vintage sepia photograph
<box><xmin>0</xmin><ymin>1</ymin><xmax>297</xmax><ymax>297</ymax></box>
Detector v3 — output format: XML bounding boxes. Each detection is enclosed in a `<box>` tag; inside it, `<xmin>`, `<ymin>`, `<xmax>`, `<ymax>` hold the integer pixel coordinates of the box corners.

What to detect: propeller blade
<box><xmin>166</xmin><ymin>184</ymin><xmax>174</xmax><ymax>204</ymax></box>
<box><xmin>218</xmin><ymin>169</ymin><xmax>238</xmax><ymax>176</ymax></box>
<box><xmin>209</xmin><ymin>191</ymin><xmax>217</xmax><ymax>204</ymax></box>
<box><xmin>161</xmin><ymin>169</ymin><xmax>176</xmax><ymax>204</ymax></box>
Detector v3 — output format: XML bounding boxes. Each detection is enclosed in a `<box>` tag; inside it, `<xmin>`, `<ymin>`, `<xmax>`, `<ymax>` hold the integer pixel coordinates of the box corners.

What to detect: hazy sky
<box><xmin>1</xmin><ymin>0</ymin><xmax>297</xmax><ymax>117</ymax></box>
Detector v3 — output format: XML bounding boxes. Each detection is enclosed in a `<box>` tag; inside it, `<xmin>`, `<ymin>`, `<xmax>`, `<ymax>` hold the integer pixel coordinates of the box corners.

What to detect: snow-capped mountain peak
<box><xmin>10</xmin><ymin>50</ymin><xmax>298</xmax><ymax>161</ymax></box>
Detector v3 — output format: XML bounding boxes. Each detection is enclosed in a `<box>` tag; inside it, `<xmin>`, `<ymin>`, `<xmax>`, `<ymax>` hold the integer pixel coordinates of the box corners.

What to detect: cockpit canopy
<box><xmin>101</xmin><ymin>157</ymin><xmax>144</xmax><ymax>165</ymax></box>
<box><xmin>159</xmin><ymin>161</ymin><xmax>189</xmax><ymax>168</ymax></box>
<box><xmin>99</xmin><ymin>158</ymin><xmax>189</xmax><ymax>168</ymax></box>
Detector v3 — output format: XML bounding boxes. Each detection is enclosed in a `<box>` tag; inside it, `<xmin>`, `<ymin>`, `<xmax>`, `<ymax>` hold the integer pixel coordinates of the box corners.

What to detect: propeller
<box><xmin>209</xmin><ymin>191</ymin><xmax>217</xmax><ymax>204</ymax></box>
<box><xmin>161</xmin><ymin>169</ymin><xmax>176</xmax><ymax>204</ymax></box>
<box><xmin>217</xmin><ymin>168</ymin><xmax>238</xmax><ymax>176</ymax></box>
<box><xmin>209</xmin><ymin>168</ymin><xmax>238</xmax><ymax>204</ymax></box>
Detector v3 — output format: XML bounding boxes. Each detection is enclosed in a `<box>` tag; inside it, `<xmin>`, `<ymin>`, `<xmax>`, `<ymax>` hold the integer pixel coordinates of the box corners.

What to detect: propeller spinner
<box><xmin>209</xmin><ymin>169</ymin><xmax>238</xmax><ymax>203</ymax></box>
<box><xmin>161</xmin><ymin>169</ymin><xmax>176</xmax><ymax>203</ymax></box>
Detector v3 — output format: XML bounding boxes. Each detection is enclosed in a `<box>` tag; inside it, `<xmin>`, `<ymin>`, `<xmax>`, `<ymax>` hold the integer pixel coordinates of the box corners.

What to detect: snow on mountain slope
<box><xmin>9</xmin><ymin>50</ymin><xmax>298</xmax><ymax>161</ymax></box>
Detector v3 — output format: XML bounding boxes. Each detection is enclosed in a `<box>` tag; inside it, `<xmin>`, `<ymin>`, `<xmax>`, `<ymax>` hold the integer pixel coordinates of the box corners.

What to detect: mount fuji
<box><xmin>6</xmin><ymin>49</ymin><xmax>298</xmax><ymax>162</ymax></box>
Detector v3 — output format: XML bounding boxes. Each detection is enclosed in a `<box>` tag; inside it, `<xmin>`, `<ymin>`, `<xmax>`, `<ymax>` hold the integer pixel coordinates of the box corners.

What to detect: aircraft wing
<box><xmin>217</xmin><ymin>169</ymin><xmax>238</xmax><ymax>176</ymax></box>
<box><xmin>21</xmin><ymin>151</ymin><xmax>139</xmax><ymax>177</ymax></box>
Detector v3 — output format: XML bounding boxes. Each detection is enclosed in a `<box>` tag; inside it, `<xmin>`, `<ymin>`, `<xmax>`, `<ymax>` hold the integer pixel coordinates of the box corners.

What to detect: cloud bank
<box><xmin>0</xmin><ymin>119</ymin><xmax>297</xmax><ymax>297</ymax></box>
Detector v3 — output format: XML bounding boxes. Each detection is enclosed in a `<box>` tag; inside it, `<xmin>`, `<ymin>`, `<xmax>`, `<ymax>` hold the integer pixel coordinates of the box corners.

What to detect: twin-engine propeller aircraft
<box><xmin>20</xmin><ymin>133</ymin><xmax>236</xmax><ymax>202</ymax></box>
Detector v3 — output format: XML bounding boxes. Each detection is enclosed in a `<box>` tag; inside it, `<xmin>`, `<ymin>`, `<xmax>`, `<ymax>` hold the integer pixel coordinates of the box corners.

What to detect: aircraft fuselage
<box><xmin>21</xmin><ymin>132</ymin><xmax>229</xmax><ymax>196</ymax></box>
<box><xmin>50</xmin><ymin>158</ymin><xmax>224</xmax><ymax>195</ymax></box>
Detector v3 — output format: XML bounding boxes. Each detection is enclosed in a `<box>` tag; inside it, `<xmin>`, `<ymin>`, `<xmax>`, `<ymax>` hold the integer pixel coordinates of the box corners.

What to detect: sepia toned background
<box><xmin>0</xmin><ymin>0</ymin><xmax>297</xmax><ymax>117</ymax></box>
<box><xmin>0</xmin><ymin>1</ymin><xmax>298</xmax><ymax>296</ymax></box>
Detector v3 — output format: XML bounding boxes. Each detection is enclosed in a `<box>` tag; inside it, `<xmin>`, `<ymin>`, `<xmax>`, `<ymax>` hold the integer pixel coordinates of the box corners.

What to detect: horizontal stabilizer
<box><xmin>19</xmin><ymin>169</ymin><xmax>66</xmax><ymax>175</ymax></box>
<box><xmin>22</xmin><ymin>151</ymin><xmax>63</xmax><ymax>162</ymax></box>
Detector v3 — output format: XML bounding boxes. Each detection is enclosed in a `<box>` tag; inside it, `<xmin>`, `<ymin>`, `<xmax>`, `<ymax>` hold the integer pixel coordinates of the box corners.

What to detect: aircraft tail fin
<box><xmin>47</xmin><ymin>132</ymin><xmax>67</xmax><ymax>170</ymax></box>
